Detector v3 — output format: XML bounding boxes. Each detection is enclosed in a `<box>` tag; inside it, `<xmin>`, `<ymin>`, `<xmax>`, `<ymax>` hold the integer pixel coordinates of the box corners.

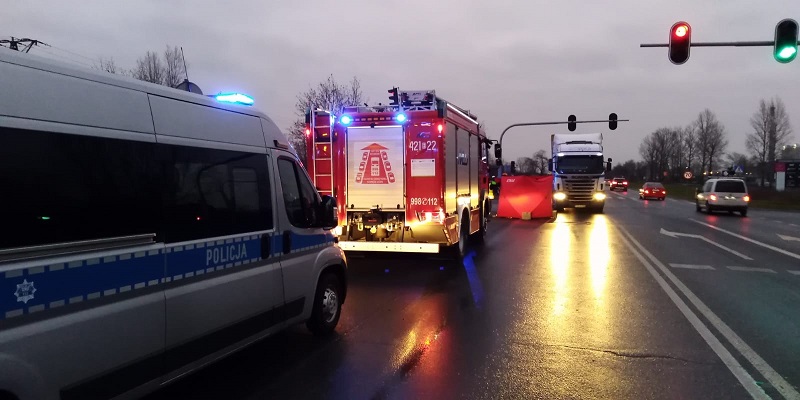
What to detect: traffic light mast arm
<box><xmin>498</xmin><ymin>119</ymin><xmax>629</xmax><ymax>152</ymax></box>
<box><xmin>642</xmin><ymin>41</ymin><xmax>780</xmax><ymax>47</ymax></box>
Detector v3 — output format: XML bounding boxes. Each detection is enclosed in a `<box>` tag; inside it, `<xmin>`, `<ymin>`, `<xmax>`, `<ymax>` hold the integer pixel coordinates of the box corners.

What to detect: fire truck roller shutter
<box><xmin>345</xmin><ymin>126</ymin><xmax>405</xmax><ymax>209</ymax></box>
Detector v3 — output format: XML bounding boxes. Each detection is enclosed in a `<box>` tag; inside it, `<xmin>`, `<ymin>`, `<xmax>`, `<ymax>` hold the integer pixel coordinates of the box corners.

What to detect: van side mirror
<box><xmin>494</xmin><ymin>143</ymin><xmax>502</xmax><ymax>159</ymax></box>
<box><xmin>318</xmin><ymin>195</ymin><xmax>338</xmax><ymax>229</ymax></box>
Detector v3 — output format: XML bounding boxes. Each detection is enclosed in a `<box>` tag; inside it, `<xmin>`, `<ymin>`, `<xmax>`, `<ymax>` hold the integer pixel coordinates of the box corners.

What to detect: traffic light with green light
<box><xmin>669</xmin><ymin>21</ymin><xmax>691</xmax><ymax>65</ymax></box>
<box><xmin>774</xmin><ymin>19</ymin><xmax>798</xmax><ymax>63</ymax></box>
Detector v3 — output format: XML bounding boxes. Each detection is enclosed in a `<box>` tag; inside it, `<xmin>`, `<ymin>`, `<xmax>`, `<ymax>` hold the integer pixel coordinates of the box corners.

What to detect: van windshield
<box><xmin>716</xmin><ymin>181</ymin><xmax>746</xmax><ymax>193</ymax></box>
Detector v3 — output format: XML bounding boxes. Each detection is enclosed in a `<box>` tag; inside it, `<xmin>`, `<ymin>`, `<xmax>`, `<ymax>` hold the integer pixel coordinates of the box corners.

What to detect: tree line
<box><xmin>95</xmin><ymin>45</ymin><xmax>187</xmax><ymax>89</ymax></box>
<box><xmin>622</xmin><ymin>98</ymin><xmax>793</xmax><ymax>186</ymax></box>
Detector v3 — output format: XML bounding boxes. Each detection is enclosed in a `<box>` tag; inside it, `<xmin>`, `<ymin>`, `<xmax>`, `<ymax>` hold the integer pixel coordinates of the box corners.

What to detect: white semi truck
<box><xmin>549</xmin><ymin>132</ymin><xmax>612</xmax><ymax>213</ymax></box>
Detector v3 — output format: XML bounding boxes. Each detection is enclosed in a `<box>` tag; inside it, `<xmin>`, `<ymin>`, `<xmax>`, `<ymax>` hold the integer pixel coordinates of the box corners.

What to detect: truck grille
<box><xmin>564</xmin><ymin>178</ymin><xmax>595</xmax><ymax>201</ymax></box>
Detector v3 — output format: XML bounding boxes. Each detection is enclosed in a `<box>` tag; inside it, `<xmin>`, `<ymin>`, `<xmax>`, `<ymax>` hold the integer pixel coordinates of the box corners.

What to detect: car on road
<box><xmin>639</xmin><ymin>182</ymin><xmax>666</xmax><ymax>200</ymax></box>
<box><xmin>609</xmin><ymin>177</ymin><xmax>629</xmax><ymax>191</ymax></box>
<box><xmin>695</xmin><ymin>178</ymin><xmax>749</xmax><ymax>216</ymax></box>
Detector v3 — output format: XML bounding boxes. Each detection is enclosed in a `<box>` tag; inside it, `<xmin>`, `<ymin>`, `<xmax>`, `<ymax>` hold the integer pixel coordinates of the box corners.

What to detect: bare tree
<box><xmin>694</xmin><ymin>109</ymin><xmax>728</xmax><ymax>174</ymax></box>
<box><xmin>746</xmin><ymin>97</ymin><xmax>793</xmax><ymax>186</ymax></box>
<box><xmin>130</xmin><ymin>51</ymin><xmax>164</xmax><ymax>85</ymax></box>
<box><xmin>533</xmin><ymin>149</ymin><xmax>549</xmax><ymax>175</ymax></box>
<box><xmin>163</xmin><ymin>45</ymin><xmax>186</xmax><ymax>89</ymax></box>
<box><xmin>639</xmin><ymin>127</ymin><xmax>681</xmax><ymax>180</ymax></box>
<box><xmin>682</xmin><ymin>124</ymin><xmax>697</xmax><ymax>173</ymax></box>
<box><xmin>287</xmin><ymin>75</ymin><xmax>366</xmax><ymax>164</ymax></box>
<box><xmin>639</xmin><ymin>133</ymin><xmax>659</xmax><ymax>179</ymax></box>
<box><xmin>94</xmin><ymin>57</ymin><xmax>119</xmax><ymax>74</ymax></box>
<box><xmin>516</xmin><ymin>157</ymin><xmax>536</xmax><ymax>175</ymax></box>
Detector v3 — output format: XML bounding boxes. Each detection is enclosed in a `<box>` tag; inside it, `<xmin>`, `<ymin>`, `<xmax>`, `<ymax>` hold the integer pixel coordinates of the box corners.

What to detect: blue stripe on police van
<box><xmin>0</xmin><ymin>231</ymin><xmax>336</xmax><ymax>322</ymax></box>
<box><xmin>0</xmin><ymin>234</ymin><xmax>265</xmax><ymax>321</ymax></box>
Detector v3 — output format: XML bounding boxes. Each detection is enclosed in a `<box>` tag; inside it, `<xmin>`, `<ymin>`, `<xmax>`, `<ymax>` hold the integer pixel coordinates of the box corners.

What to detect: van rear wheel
<box><xmin>307</xmin><ymin>273</ymin><xmax>343</xmax><ymax>336</ymax></box>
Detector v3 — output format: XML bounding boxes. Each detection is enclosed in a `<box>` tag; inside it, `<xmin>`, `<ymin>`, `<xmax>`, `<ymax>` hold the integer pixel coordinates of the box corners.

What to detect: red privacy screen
<box><xmin>496</xmin><ymin>176</ymin><xmax>553</xmax><ymax>219</ymax></box>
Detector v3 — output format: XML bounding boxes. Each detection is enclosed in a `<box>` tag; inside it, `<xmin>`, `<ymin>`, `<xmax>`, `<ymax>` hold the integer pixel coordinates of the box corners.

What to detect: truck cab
<box><xmin>550</xmin><ymin>133</ymin><xmax>611</xmax><ymax>213</ymax></box>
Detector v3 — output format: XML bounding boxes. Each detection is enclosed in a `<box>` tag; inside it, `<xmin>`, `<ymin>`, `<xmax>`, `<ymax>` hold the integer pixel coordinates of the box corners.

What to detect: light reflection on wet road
<box><xmin>147</xmin><ymin>202</ymin><xmax>761</xmax><ymax>400</ymax></box>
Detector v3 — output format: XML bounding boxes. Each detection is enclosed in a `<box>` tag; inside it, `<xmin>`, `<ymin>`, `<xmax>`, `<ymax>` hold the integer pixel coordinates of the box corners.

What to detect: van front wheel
<box><xmin>307</xmin><ymin>273</ymin><xmax>343</xmax><ymax>336</ymax></box>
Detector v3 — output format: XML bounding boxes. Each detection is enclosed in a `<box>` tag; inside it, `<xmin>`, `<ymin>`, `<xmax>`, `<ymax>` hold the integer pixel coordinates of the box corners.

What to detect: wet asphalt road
<box><xmin>146</xmin><ymin>193</ymin><xmax>800</xmax><ymax>400</ymax></box>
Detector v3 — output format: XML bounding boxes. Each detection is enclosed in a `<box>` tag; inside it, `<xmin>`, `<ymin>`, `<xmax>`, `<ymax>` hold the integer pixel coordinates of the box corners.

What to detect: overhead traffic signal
<box><xmin>774</xmin><ymin>19</ymin><xmax>798</xmax><ymax>63</ymax></box>
<box><xmin>668</xmin><ymin>22</ymin><xmax>691</xmax><ymax>65</ymax></box>
<box><xmin>388</xmin><ymin>87</ymin><xmax>399</xmax><ymax>106</ymax></box>
<box><xmin>609</xmin><ymin>113</ymin><xmax>618</xmax><ymax>130</ymax></box>
<box><xmin>567</xmin><ymin>115</ymin><xmax>576</xmax><ymax>131</ymax></box>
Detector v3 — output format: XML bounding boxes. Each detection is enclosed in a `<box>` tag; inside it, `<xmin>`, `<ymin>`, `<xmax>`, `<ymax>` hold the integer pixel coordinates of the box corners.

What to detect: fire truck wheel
<box><xmin>454</xmin><ymin>211</ymin><xmax>470</xmax><ymax>259</ymax></box>
<box><xmin>471</xmin><ymin>206</ymin><xmax>487</xmax><ymax>245</ymax></box>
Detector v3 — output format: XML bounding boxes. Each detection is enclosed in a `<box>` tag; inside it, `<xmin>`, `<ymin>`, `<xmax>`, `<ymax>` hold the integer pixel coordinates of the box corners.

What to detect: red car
<box><xmin>639</xmin><ymin>182</ymin><xmax>666</xmax><ymax>200</ymax></box>
<box><xmin>609</xmin><ymin>177</ymin><xmax>628</xmax><ymax>191</ymax></box>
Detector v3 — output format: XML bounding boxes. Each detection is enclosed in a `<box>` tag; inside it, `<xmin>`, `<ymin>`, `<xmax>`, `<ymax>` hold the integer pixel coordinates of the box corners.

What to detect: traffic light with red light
<box><xmin>388</xmin><ymin>87</ymin><xmax>399</xmax><ymax>106</ymax></box>
<box><xmin>774</xmin><ymin>19</ymin><xmax>798</xmax><ymax>63</ymax></box>
<box><xmin>669</xmin><ymin>21</ymin><xmax>691</xmax><ymax>65</ymax></box>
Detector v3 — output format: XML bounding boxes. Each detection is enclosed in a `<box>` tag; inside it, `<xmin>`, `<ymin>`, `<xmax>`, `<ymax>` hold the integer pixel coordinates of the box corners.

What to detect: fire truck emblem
<box><xmin>356</xmin><ymin>143</ymin><xmax>395</xmax><ymax>184</ymax></box>
<box><xmin>14</xmin><ymin>279</ymin><xmax>37</xmax><ymax>304</ymax></box>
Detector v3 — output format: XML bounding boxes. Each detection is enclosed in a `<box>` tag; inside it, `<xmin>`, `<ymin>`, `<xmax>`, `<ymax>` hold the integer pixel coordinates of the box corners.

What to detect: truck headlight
<box><xmin>553</xmin><ymin>192</ymin><xmax>567</xmax><ymax>201</ymax></box>
<box><xmin>593</xmin><ymin>192</ymin><xmax>607</xmax><ymax>201</ymax></box>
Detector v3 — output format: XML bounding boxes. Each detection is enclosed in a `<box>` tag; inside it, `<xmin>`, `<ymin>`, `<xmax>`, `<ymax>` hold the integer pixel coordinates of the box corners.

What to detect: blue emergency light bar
<box><xmin>214</xmin><ymin>93</ymin><xmax>255</xmax><ymax>106</ymax></box>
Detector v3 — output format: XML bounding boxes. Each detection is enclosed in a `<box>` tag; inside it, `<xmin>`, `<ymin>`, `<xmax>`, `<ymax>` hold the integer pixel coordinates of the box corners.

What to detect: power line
<box><xmin>47</xmin><ymin>43</ymin><xmax>101</xmax><ymax>63</ymax></box>
<box><xmin>33</xmin><ymin>47</ymin><xmax>96</xmax><ymax>69</ymax></box>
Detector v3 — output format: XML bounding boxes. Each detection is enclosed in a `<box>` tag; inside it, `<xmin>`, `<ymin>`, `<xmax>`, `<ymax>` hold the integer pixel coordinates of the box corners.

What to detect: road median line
<box><xmin>616</xmin><ymin>224</ymin><xmax>796</xmax><ymax>400</ymax></box>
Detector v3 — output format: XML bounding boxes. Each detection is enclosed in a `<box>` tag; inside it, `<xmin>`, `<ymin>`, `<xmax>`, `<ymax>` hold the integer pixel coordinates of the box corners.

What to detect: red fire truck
<box><xmin>305</xmin><ymin>89</ymin><xmax>492</xmax><ymax>257</ymax></box>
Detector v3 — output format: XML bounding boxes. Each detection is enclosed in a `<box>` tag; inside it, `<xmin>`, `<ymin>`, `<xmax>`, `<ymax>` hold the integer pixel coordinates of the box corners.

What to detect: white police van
<box><xmin>0</xmin><ymin>49</ymin><xmax>347</xmax><ymax>400</ymax></box>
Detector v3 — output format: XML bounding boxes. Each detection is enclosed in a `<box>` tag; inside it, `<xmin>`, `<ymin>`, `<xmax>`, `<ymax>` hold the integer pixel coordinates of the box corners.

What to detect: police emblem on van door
<box><xmin>14</xmin><ymin>279</ymin><xmax>37</xmax><ymax>304</ymax></box>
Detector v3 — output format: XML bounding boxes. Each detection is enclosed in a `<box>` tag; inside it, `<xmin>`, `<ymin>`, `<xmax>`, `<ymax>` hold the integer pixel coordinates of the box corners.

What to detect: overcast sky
<box><xmin>5</xmin><ymin>0</ymin><xmax>799</xmax><ymax>163</ymax></box>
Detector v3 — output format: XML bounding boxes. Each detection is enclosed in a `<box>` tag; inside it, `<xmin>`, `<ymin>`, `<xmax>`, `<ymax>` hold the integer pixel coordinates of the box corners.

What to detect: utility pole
<box><xmin>0</xmin><ymin>37</ymin><xmax>47</xmax><ymax>53</ymax></box>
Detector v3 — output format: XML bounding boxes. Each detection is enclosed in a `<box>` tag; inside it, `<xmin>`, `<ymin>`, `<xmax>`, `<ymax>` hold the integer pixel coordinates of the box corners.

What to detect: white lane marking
<box><xmin>660</xmin><ymin>228</ymin><xmax>753</xmax><ymax>260</ymax></box>
<box><xmin>690</xmin><ymin>219</ymin><xmax>800</xmax><ymax>261</ymax></box>
<box><xmin>727</xmin><ymin>266</ymin><xmax>776</xmax><ymax>273</ymax></box>
<box><xmin>670</xmin><ymin>263</ymin><xmax>715</xmax><ymax>270</ymax></box>
<box><xmin>616</xmin><ymin>226</ymin><xmax>770</xmax><ymax>399</ymax></box>
<box><xmin>618</xmin><ymin>224</ymin><xmax>798</xmax><ymax>400</ymax></box>
<box><xmin>788</xmin><ymin>270</ymin><xmax>800</xmax><ymax>275</ymax></box>
<box><xmin>777</xmin><ymin>234</ymin><xmax>800</xmax><ymax>242</ymax></box>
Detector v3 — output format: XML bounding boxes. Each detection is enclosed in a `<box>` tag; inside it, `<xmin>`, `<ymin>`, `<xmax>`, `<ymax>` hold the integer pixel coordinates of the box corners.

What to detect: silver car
<box><xmin>695</xmin><ymin>178</ymin><xmax>750</xmax><ymax>216</ymax></box>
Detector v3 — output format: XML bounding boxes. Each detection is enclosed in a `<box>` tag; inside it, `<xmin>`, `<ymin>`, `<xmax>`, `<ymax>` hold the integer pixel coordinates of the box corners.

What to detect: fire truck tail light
<box><xmin>305</xmin><ymin>128</ymin><xmax>311</xmax><ymax>136</ymax></box>
<box><xmin>437</xmin><ymin>124</ymin><xmax>443</xmax><ymax>133</ymax></box>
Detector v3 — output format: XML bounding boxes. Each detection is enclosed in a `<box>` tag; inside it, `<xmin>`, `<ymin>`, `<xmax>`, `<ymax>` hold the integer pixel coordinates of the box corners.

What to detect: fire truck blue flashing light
<box><xmin>214</xmin><ymin>93</ymin><xmax>255</xmax><ymax>106</ymax></box>
<box><xmin>395</xmin><ymin>113</ymin><xmax>407</xmax><ymax>122</ymax></box>
<box><xmin>340</xmin><ymin>115</ymin><xmax>352</xmax><ymax>125</ymax></box>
